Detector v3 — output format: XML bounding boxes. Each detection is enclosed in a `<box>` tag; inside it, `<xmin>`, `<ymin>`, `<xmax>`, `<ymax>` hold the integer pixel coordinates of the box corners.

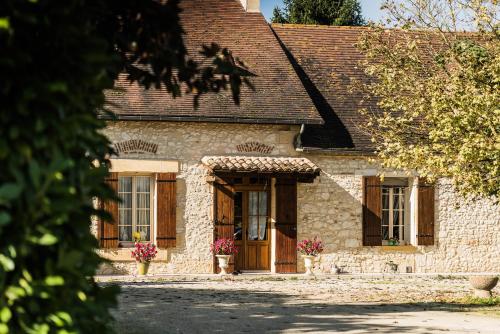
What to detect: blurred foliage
<box><xmin>357</xmin><ymin>0</ymin><xmax>499</xmax><ymax>198</ymax></box>
<box><xmin>0</xmin><ymin>0</ymin><xmax>250</xmax><ymax>332</ymax></box>
<box><xmin>271</xmin><ymin>0</ymin><xmax>365</xmax><ymax>26</ymax></box>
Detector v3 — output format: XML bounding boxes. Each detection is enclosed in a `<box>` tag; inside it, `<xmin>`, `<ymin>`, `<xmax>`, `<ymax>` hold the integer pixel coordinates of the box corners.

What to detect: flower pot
<box><xmin>136</xmin><ymin>261</ymin><xmax>150</xmax><ymax>276</ymax></box>
<box><xmin>469</xmin><ymin>276</ymin><xmax>499</xmax><ymax>298</ymax></box>
<box><xmin>216</xmin><ymin>255</ymin><xmax>231</xmax><ymax>275</ymax></box>
<box><xmin>302</xmin><ymin>255</ymin><xmax>316</xmax><ymax>276</ymax></box>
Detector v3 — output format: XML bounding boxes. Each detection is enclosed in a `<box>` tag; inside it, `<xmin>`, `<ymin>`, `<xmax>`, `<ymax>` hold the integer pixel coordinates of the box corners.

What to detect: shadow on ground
<box><xmin>109</xmin><ymin>281</ymin><xmax>499</xmax><ymax>333</ymax></box>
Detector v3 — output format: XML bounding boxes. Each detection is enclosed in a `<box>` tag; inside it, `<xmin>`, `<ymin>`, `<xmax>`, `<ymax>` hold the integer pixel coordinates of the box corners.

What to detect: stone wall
<box><xmin>96</xmin><ymin>121</ymin><xmax>299</xmax><ymax>274</ymax></box>
<box><xmin>297</xmin><ymin>155</ymin><xmax>500</xmax><ymax>274</ymax></box>
<box><xmin>96</xmin><ymin>121</ymin><xmax>500</xmax><ymax>275</ymax></box>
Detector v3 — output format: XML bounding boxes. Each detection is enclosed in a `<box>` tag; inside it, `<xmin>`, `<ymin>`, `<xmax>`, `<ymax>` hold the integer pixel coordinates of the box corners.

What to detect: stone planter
<box><xmin>136</xmin><ymin>261</ymin><xmax>150</xmax><ymax>276</ymax></box>
<box><xmin>216</xmin><ymin>255</ymin><xmax>231</xmax><ymax>275</ymax></box>
<box><xmin>302</xmin><ymin>255</ymin><xmax>316</xmax><ymax>276</ymax></box>
<box><xmin>469</xmin><ymin>276</ymin><xmax>499</xmax><ymax>298</ymax></box>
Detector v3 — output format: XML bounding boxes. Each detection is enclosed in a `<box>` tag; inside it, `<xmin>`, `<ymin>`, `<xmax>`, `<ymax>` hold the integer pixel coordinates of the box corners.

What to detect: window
<box><xmin>118</xmin><ymin>176</ymin><xmax>153</xmax><ymax>243</ymax></box>
<box><xmin>381</xmin><ymin>178</ymin><xmax>409</xmax><ymax>245</ymax></box>
<box><xmin>363</xmin><ymin>176</ymin><xmax>435</xmax><ymax>246</ymax></box>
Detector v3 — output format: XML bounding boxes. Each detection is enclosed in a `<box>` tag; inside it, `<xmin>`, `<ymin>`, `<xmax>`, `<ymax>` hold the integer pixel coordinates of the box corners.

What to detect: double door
<box><xmin>234</xmin><ymin>188</ymin><xmax>270</xmax><ymax>271</ymax></box>
<box><xmin>213</xmin><ymin>177</ymin><xmax>297</xmax><ymax>273</ymax></box>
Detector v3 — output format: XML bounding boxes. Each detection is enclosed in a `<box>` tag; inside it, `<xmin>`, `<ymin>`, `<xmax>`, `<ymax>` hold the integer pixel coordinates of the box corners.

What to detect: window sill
<box><xmin>380</xmin><ymin>245</ymin><xmax>418</xmax><ymax>253</ymax></box>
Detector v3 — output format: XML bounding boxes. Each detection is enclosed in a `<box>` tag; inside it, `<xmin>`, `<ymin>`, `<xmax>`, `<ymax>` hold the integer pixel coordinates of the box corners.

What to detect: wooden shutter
<box><xmin>213</xmin><ymin>182</ymin><xmax>235</xmax><ymax>274</ymax></box>
<box><xmin>275</xmin><ymin>178</ymin><xmax>297</xmax><ymax>273</ymax></box>
<box><xmin>417</xmin><ymin>178</ymin><xmax>435</xmax><ymax>245</ymax></box>
<box><xmin>100</xmin><ymin>172</ymin><xmax>119</xmax><ymax>248</ymax></box>
<box><xmin>362</xmin><ymin>176</ymin><xmax>382</xmax><ymax>246</ymax></box>
<box><xmin>156</xmin><ymin>173</ymin><xmax>177</xmax><ymax>248</ymax></box>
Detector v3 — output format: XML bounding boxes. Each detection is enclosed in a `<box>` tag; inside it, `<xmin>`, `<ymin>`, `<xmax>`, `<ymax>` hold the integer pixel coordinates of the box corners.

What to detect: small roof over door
<box><xmin>201</xmin><ymin>156</ymin><xmax>320</xmax><ymax>178</ymax></box>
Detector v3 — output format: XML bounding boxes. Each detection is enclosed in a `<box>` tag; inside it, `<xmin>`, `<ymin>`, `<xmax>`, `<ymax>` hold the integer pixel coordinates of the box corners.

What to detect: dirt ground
<box><xmin>102</xmin><ymin>275</ymin><xmax>500</xmax><ymax>333</ymax></box>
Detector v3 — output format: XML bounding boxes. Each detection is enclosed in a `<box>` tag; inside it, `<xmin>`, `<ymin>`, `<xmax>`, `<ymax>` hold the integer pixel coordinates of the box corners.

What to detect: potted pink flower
<box><xmin>131</xmin><ymin>242</ymin><xmax>158</xmax><ymax>275</ymax></box>
<box><xmin>297</xmin><ymin>237</ymin><xmax>324</xmax><ymax>275</ymax></box>
<box><xmin>210</xmin><ymin>238</ymin><xmax>238</xmax><ymax>275</ymax></box>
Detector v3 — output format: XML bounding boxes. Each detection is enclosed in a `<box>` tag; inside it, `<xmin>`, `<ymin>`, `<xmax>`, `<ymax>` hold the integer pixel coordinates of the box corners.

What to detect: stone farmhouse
<box><xmin>94</xmin><ymin>0</ymin><xmax>499</xmax><ymax>275</ymax></box>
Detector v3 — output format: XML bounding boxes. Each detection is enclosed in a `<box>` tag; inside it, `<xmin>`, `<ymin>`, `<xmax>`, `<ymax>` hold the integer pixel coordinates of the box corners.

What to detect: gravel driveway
<box><xmin>105</xmin><ymin>275</ymin><xmax>500</xmax><ymax>333</ymax></box>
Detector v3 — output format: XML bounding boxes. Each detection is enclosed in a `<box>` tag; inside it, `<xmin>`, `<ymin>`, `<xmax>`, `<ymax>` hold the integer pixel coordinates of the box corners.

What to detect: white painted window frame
<box><xmin>382</xmin><ymin>186</ymin><xmax>407</xmax><ymax>244</ymax></box>
<box><xmin>117</xmin><ymin>174</ymin><xmax>154</xmax><ymax>245</ymax></box>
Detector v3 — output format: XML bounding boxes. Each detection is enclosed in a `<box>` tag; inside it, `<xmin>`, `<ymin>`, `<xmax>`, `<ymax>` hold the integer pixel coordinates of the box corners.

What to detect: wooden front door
<box><xmin>234</xmin><ymin>188</ymin><xmax>271</xmax><ymax>271</ymax></box>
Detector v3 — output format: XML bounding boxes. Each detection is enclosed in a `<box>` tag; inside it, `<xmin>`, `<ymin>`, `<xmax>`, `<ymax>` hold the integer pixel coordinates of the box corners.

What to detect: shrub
<box><xmin>0</xmin><ymin>0</ymin><xmax>248</xmax><ymax>332</ymax></box>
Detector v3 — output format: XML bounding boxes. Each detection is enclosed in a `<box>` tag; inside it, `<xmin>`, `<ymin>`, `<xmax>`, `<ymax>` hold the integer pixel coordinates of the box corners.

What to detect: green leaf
<box><xmin>0</xmin><ymin>17</ymin><xmax>9</xmax><ymax>30</ymax></box>
<box><xmin>0</xmin><ymin>254</ymin><xmax>14</xmax><ymax>271</ymax></box>
<box><xmin>37</xmin><ymin>234</ymin><xmax>58</xmax><ymax>245</ymax></box>
<box><xmin>0</xmin><ymin>183</ymin><xmax>23</xmax><ymax>201</ymax></box>
<box><xmin>5</xmin><ymin>286</ymin><xmax>25</xmax><ymax>301</ymax></box>
<box><xmin>77</xmin><ymin>291</ymin><xmax>87</xmax><ymax>301</ymax></box>
<box><xmin>44</xmin><ymin>276</ymin><xmax>64</xmax><ymax>286</ymax></box>
<box><xmin>0</xmin><ymin>307</ymin><xmax>12</xmax><ymax>323</ymax></box>
<box><xmin>0</xmin><ymin>323</ymin><xmax>8</xmax><ymax>334</ymax></box>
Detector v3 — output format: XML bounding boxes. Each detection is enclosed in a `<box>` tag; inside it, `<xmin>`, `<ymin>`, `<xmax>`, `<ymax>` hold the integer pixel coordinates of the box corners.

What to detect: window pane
<box><xmin>119</xmin><ymin>226</ymin><xmax>132</xmax><ymax>241</ymax></box>
<box><xmin>382</xmin><ymin>190</ymin><xmax>389</xmax><ymax>210</ymax></box>
<box><xmin>136</xmin><ymin>193</ymin><xmax>150</xmax><ymax>209</ymax></box>
<box><xmin>136</xmin><ymin>176</ymin><xmax>150</xmax><ymax>192</ymax></box>
<box><xmin>248</xmin><ymin>216</ymin><xmax>258</xmax><ymax>240</ymax></box>
<box><xmin>136</xmin><ymin>225</ymin><xmax>150</xmax><ymax>241</ymax></box>
<box><xmin>258</xmin><ymin>216</ymin><xmax>267</xmax><ymax>240</ymax></box>
<box><xmin>136</xmin><ymin>209</ymin><xmax>150</xmax><ymax>226</ymax></box>
<box><xmin>119</xmin><ymin>192</ymin><xmax>132</xmax><ymax>209</ymax></box>
<box><xmin>118</xmin><ymin>176</ymin><xmax>132</xmax><ymax>193</ymax></box>
<box><xmin>393</xmin><ymin>207</ymin><xmax>400</xmax><ymax>226</ymax></box>
<box><xmin>393</xmin><ymin>226</ymin><xmax>400</xmax><ymax>240</ymax></box>
<box><xmin>382</xmin><ymin>226</ymin><xmax>389</xmax><ymax>240</ymax></box>
<box><xmin>119</xmin><ymin>209</ymin><xmax>132</xmax><ymax>226</ymax></box>
<box><xmin>382</xmin><ymin>209</ymin><xmax>389</xmax><ymax>226</ymax></box>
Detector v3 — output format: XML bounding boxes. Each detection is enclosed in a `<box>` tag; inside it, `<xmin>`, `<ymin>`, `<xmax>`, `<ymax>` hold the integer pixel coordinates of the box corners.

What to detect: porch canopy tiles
<box><xmin>201</xmin><ymin>156</ymin><xmax>321</xmax><ymax>180</ymax></box>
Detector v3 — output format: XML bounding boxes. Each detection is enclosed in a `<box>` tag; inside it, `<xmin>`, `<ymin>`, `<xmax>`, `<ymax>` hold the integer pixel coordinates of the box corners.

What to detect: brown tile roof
<box><xmin>201</xmin><ymin>156</ymin><xmax>321</xmax><ymax>175</ymax></box>
<box><xmin>104</xmin><ymin>0</ymin><xmax>322</xmax><ymax>125</ymax></box>
<box><xmin>272</xmin><ymin>24</ymin><xmax>378</xmax><ymax>153</ymax></box>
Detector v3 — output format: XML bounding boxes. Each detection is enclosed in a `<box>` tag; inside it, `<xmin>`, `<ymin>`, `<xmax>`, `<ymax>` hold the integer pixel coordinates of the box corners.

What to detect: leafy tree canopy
<box><xmin>0</xmin><ymin>0</ymin><xmax>250</xmax><ymax>332</ymax></box>
<box><xmin>357</xmin><ymin>0</ymin><xmax>499</xmax><ymax>198</ymax></box>
<box><xmin>272</xmin><ymin>0</ymin><xmax>365</xmax><ymax>26</ymax></box>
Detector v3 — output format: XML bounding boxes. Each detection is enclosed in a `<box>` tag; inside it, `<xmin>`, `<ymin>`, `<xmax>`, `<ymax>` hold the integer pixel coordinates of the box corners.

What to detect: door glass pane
<box><xmin>258</xmin><ymin>216</ymin><xmax>267</xmax><ymax>240</ymax></box>
<box><xmin>258</xmin><ymin>192</ymin><xmax>268</xmax><ymax>215</ymax></box>
<box><xmin>248</xmin><ymin>216</ymin><xmax>258</xmax><ymax>240</ymax></box>
<box><xmin>234</xmin><ymin>192</ymin><xmax>243</xmax><ymax>240</ymax></box>
<box><xmin>249</xmin><ymin>192</ymin><xmax>258</xmax><ymax>215</ymax></box>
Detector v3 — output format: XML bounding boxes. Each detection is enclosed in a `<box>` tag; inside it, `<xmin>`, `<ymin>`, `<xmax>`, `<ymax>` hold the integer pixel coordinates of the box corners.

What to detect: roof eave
<box><xmin>299</xmin><ymin>146</ymin><xmax>376</xmax><ymax>156</ymax></box>
<box><xmin>98</xmin><ymin>113</ymin><xmax>324</xmax><ymax>125</ymax></box>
